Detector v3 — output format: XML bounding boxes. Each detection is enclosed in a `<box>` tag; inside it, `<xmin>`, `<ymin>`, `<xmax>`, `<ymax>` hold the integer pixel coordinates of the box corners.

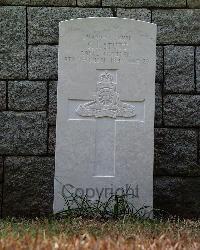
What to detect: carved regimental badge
<box><xmin>76</xmin><ymin>71</ymin><xmax>136</xmax><ymax>118</ymax></box>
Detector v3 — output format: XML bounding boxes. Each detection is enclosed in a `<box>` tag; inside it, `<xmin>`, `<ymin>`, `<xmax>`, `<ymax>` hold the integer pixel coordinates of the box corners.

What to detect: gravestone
<box><xmin>54</xmin><ymin>17</ymin><xmax>157</xmax><ymax>216</ymax></box>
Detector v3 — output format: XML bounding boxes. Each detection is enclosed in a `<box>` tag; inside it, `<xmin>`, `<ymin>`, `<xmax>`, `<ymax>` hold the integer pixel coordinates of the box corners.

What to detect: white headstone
<box><xmin>54</xmin><ymin>17</ymin><xmax>157</xmax><ymax>216</ymax></box>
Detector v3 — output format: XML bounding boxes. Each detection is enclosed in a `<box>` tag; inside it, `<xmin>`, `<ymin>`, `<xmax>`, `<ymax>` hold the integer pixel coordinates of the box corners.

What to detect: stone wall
<box><xmin>0</xmin><ymin>0</ymin><xmax>200</xmax><ymax>218</ymax></box>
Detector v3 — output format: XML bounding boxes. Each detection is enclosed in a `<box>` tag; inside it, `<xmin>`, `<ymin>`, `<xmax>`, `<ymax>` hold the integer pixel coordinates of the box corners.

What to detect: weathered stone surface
<box><xmin>163</xmin><ymin>95</ymin><xmax>200</xmax><ymax>127</ymax></box>
<box><xmin>28</xmin><ymin>7</ymin><xmax>113</xmax><ymax>44</ymax></box>
<box><xmin>0</xmin><ymin>184</ymin><xmax>2</xmax><ymax>216</ymax></box>
<box><xmin>30</xmin><ymin>0</ymin><xmax>76</xmax><ymax>6</ymax></box>
<box><xmin>0</xmin><ymin>111</ymin><xmax>47</xmax><ymax>155</ymax></box>
<box><xmin>196</xmin><ymin>47</ymin><xmax>200</xmax><ymax>91</ymax></box>
<box><xmin>48</xmin><ymin>81</ymin><xmax>57</xmax><ymax>125</ymax></box>
<box><xmin>3</xmin><ymin>156</ymin><xmax>54</xmax><ymax>217</ymax></box>
<box><xmin>152</xmin><ymin>9</ymin><xmax>200</xmax><ymax>44</ymax></box>
<box><xmin>117</xmin><ymin>8</ymin><xmax>151</xmax><ymax>22</ymax></box>
<box><xmin>156</xmin><ymin>46</ymin><xmax>163</xmax><ymax>83</ymax></box>
<box><xmin>188</xmin><ymin>0</ymin><xmax>200</xmax><ymax>8</ymax></box>
<box><xmin>155</xmin><ymin>82</ymin><xmax>162</xmax><ymax>126</ymax></box>
<box><xmin>154</xmin><ymin>177</ymin><xmax>200</xmax><ymax>218</ymax></box>
<box><xmin>0</xmin><ymin>0</ymin><xmax>76</xmax><ymax>5</ymax></box>
<box><xmin>8</xmin><ymin>81</ymin><xmax>47</xmax><ymax>111</ymax></box>
<box><xmin>103</xmin><ymin>0</ymin><xmax>185</xmax><ymax>7</ymax></box>
<box><xmin>0</xmin><ymin>0</ymin><xmax>29</xmax><ymax>4</ymax></box>
<box><xmin>0</xmin><ymin>157</ymin><xmax>3</xmax><ymax>183</ymax></box>
<box><xmin>164</xmin><ymin>46</ymin><xmax>194</xmax><ymax>93</ymax></box>
<box><xmin>48</xmin><ymin>126</ymin><xmax>56</xmax><ymax>154</ymax></box>
<box><xmin>0</xmin><ymin>6</ymin><xmax>26</xmax><ymax>79</ymax></box>
<box><xmin>28</xmin><ymin>45</ymin><xmax>58</xmax><ymax>79</ymax></box>
<box><xmin>77</xmin><ymin>0</ymin><xmax>101</xmax><ymax>6</ymax></box>
<box><xmin>154</xmin><ymin>128</ymin><xmax>199</xmax><ymax>176</ymax></box>
<box><xmin>0</xmin><ymin>81</ymin><xmax>6</xmax><ymax>110</ymax></box>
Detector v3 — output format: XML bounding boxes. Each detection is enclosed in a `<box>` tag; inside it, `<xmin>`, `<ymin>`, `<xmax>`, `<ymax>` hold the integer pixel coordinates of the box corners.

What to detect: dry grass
<box><xmin>0</xmin><ymin>217</ymin><xmax>199</xmax><ymax>249</ymax></box>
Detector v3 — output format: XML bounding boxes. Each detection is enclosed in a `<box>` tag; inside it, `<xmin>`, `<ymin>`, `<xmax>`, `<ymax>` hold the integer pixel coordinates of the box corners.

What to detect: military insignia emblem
<box><xmin>76</xmin><ymin>71</ymin><xmax>136</xmax><ymax>119</ymax></box>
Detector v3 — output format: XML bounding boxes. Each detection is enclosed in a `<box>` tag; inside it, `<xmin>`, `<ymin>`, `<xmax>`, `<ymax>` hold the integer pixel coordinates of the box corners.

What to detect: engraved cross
<box><xmin>68</xmin><ymin>70</ymin><xmax>143</xmax><ymax>177</ymax></box>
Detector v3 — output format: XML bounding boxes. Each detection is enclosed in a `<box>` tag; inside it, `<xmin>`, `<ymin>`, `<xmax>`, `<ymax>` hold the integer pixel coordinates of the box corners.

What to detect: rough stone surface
<box><xmin>28</xmin><ymin>7</ymin><xmax>113</xmax><ymax>44</ymax></box>
<box><xmin>152</xmin><ymin>9</ymin><xmax>200</xmax><ymax>44</ymax></box>
<box><xmin>28</xmin><ymin>45</ymin><xmax>58</xmax><ymax>80</ymax></box>
<box><xmin>103</xmin><ymin>0</ymin><xmax>186</xmax><ymax>7</ymax></box>
<box><xmin>188</xmin><ymin>0</ymin><xmax>200</xmax><ymax>8</ymax></box>
<box><xmin>0</xmin><ymin>157</ymin><xmax>3</xmax><ymax>183</ymax></box>
<box><xmin>154</xmin><ymin>177</ymin><xmax>200</xmax><ymax>218</ymax></box>
<box><xmin>154</xmin><ymin>129</ymin><xmax>199</xmax><ymax>176</ymax></box>
<box><xmin>48</xmin><ymin>81</ymin><xmax>57</xmax><ymax>125</ymax></box>
<box><xmin>30</xmin><ymin>0</ymin><xmax>76</xmax><ymax>6</ymax></box>
<box><xmin>8</xmin><ymin>81</ymin><xmax>47</xmax><ymax>111</ymax></box>
<box><xmin>0</xmin><ymin>111</ymin><xmax>47</xmax><ymax>155</ymax></box>
<box><xmin>196</xmin><ymin>47</ymin><xmax>200</xmax><ymax>91</ymax></box>
<box><xmin>163</xmin><ymin>95</ymin><xmax>200</xmax><ymax>127</ymax></box>
<box><xmin>0</xmin><ymin>0</ymin><xmax>29</xmax><ymax>4</ymax></box>
<box><xmin>1</xmin><ymin>1</ymin><xmax>200</xmax><ymax>219</ymax></box>
<box><xmin>0</xmin><ymin>0</ymin><xmax>76</xmax><ymax>5</ymax></box>
<box><xmin>117</xmin><ymin>8</ymin><xmax>151</xmax><ymax>22</ymax></box>
<box><xmin>48</xmin><ymin>126</ymin><xmax>56</xmax><ymax>154</ymax></box>
<box><xmin>0</xmin><ymin>6</ymin><xmax>26</xmax><ymax>79</ymax></box>
<box><xmin>3</xmin><ymin>156</ymin><xmax>54</xmax><ymax>217</ymax></box>
<box><xmin>156</xmin><ymin>46</ymin><xmax>163</xmax><ymax>83</ymax></box>
<box><xmin>155</xmin><ymin>82</ymin><xmax>162</xmax><ymax>127</ymax></box>
<box><xmin>0</xmin><ymin>81</ymin><xmax>6</xmax><ymax>110</ymax></box>
<box><xmin>0</xmin><ymin>0</ymin><xmax>76</xmax><ymax>6</ymax></box>
<box><xmin>0</xmin><ymin>184</ymin><xmax>2</xmax><ymax>216</ymax></box>
<box><xmin>164</xmin><ymin>46</ymin><xmax>194</xmax><ymax>93</ymax></box>
<box><xmin>77</xmin><ymin>0</ymin><xmax>101</xmax><ymax>6</ymax></box>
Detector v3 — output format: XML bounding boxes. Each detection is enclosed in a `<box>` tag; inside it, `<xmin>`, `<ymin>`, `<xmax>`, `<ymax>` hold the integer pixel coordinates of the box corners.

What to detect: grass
<box><xmin>0</xmin><ymin>217</ymin><xmax>199</xmax><ymax>249</ymax></box>
<box><xmin>0</xmin><ymin>191</ymin><xmax>198</xmax><ymax>249</ymax></box>
<box><xmin>59</xmin><ymin>182</ymin><xmax>153</xmax><ymax>219</ymax></box>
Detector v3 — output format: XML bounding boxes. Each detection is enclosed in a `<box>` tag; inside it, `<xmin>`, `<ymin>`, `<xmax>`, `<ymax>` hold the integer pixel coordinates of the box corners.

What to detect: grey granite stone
<box><xmin>0</xmin><ymin>157</ymin><xmax>3</xmax><ymax>183</ymax></box>
<box><xmin>48</xmin><ymin>126</ymin><xmax>56</xmax><ymax>154</ymax></box>
<box><xmin>103</xmin><ymin>0</ymin><xmax>185</xmax><ymax>7</ymax></box>
<box><xmin>196</xmin><ymin>47</ymin><xmax>200</xmax><ymax>92</ymax></box>
<box><xmin>0</xmin><ymin>81</ymin><xmax>6</xmax><ymax>111</ymax></box>
<box><xmin>0</xmin><ymin>184</ymin><xmax>2</xmax><ymax>216</ymax></box>
<box><xmin>30</xmin><ymin>0</ymin><xmax>76</xmax><ymax>6</ymax></box>
<box><xmin>154</xmin><ymin>177</ymin><xmax>200</xmax><ymax>218</ymax></box>
<box><xmin>3</xmin><ymin>156</ymin><xmax>54</xmax><ymax>217</ymax></box>
<box><xmin>28</xmin><ymin>7</ymin><xmax>113</xmax><ymax>44</ymax></box>
<box><xmin>8</xmin><ymin>81</ymin><xmax>47</xmax><ymax>111</ymax></box>
<box><xmin>0</xmin><ymin>0</ymin><xmax>29</xmax><ymax>4</ymax></box>
<box><xmin>48</xmin><ymin>81</ymin><xmax>57</xmax><ymax>125</ymax></box>
<box><xmin>0</xmin><ymin>111</ymin><xmax>47</xmax><ymax>155</ymax></box>
<box><xmin>155</xmin><ymin>82</ymin><xmax>162</xmax><ymax>126</ymax></box>
<box><xmin>0</xmin><ymin>0</ymin><xmax>76</xmax><ymax>4</ymax></box>
<box><xmin>156</xmin><ymin>46</ymin><xmax>163</xmax><ymax>83</ymax></box>
<box><xmin>117</xmin><ymin>8</ymin><xmax>151</xmax><ymax>22</ymax></box>
<box><xmin>163</xmin><ymin>95</ymin><xmax>200</xmax><ymax>127</ymax></box>
<box><xmin>152</xmin><ymin>9</ymin><xmax>200</xmax><ymax>44</ymax></box>
<box><xmin>164</xmin><ymin>46</ymin><xmax>194</xmax><ymax>93</ymax></box>
<box><xmin>28</xmin><ymin>45</ymin><xmax>58</xmax><ymax>80</ymax></box>
<box><xmin>77</xmin><ymin>0</ymin><xmax>101</xmax><ymax>6</ymax></box>
<box><xmin>0</xmin><ymin>6</ymin><xmax>26</xmax><ymax>79</ymax></box>
<box><xmin>154</xmin><ymin>128</ymin><xmax>199</xmax><ymax>176</ymax></box>
<box><xmin>188</xmin><ymin>0</ymin><xmax>200</xmax><ymax>8</ymax></box>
